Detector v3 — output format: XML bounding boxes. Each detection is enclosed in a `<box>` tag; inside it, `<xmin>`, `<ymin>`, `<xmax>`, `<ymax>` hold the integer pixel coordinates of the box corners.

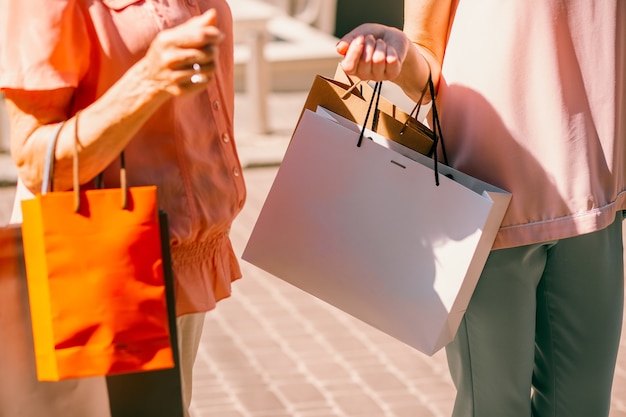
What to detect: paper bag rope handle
<box><xmin>401</xmin><ymin>76</ymin><xmax>448</xmax><ymax>166</ymax></box>
<box><xmin>42</xmin><ymin>112</ymin><xmax>128</xmax><ymax>212</ymax></box>
<box><xmin>356</xmin><ymin>80</ymin><xmax>382</xmax><ymax>148</ymax></box>
<box><xmin>357</xmin><ymin>68</ymin><xmax>448</xmax><ymax>186</ymax></box>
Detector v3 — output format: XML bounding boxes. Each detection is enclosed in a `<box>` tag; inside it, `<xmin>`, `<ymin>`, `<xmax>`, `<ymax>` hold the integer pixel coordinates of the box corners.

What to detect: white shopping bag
<box><xmin>242</xmin><ymin>108</ymin><xmax>511</xmax><ymax>356</ymax></box>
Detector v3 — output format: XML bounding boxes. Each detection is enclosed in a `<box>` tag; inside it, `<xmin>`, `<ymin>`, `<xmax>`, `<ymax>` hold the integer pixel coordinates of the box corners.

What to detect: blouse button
<box><xmin>186</xmin><ymin>0</ymin><xmax>195</xmax><ymax>6</ymax></box>
<box><xmin>213</xmin><ymin>100</ymin><xmax>221</xmax><ymax>110</ymax></box>
<box><xmin>233</xmin><ymin>167</ymin><xmax>240</xmax><ymax>177</ymax></box>
<box><xmin>222</xmin><ymin>133</ymin><xmax>230</xmax><ymax>143</ymax></box>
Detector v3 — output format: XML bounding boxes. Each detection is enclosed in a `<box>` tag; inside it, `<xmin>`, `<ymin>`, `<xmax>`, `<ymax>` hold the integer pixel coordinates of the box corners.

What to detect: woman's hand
<box><xmin>141</xmin><ymin>8</ymin><xmax>224</xmax><ymax>96</ymax></box>
<box><xmin>336</xmin><ymin>23</ymin><xmax>412</xmax><ymax>82</ymax></box>
<box><xmin>336</xmin><ymin>22</ymin><xmax>439</xmax><ymax>104</ymax></box>
<box><xmin>6</xmin><ymin>8</ymin><xmax>229</xmax><ymax>193</ymax></box>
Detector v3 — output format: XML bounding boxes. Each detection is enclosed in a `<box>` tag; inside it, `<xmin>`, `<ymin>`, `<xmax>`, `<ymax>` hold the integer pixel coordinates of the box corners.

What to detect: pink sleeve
<box><xmin>0</xmin><ymin>0</ymin><xmax>90</xmax><ymax>90</ymax></box>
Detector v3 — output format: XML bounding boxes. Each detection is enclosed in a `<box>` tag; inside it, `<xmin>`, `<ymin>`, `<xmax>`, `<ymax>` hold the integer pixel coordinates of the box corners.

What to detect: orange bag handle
<box><xmin>42</xmin><ymin>112</ymin><xmax>128</xmax><ymax>212</ymax></box>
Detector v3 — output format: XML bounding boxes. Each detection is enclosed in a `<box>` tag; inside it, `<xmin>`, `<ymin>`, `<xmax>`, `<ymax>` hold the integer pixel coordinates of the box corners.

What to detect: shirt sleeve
<box><xmin>0</xmin><ymin>0</ymin><xmax>90</xmax><ymax>90</ymax></box>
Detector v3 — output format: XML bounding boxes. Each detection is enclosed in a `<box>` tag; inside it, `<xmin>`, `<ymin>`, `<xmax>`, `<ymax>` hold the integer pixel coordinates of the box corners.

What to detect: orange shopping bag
<box><xmin>20</xmin><ymin>118</ymin><xmax>174</xmax><ymax>381</ymax></box>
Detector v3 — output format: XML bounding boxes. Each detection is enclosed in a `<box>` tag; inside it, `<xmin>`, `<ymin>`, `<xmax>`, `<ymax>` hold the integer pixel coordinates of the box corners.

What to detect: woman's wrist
<box><xmin>393</xmin><ymin>42</ymin><xmax>430</xmax><ymax>102</ymax></box>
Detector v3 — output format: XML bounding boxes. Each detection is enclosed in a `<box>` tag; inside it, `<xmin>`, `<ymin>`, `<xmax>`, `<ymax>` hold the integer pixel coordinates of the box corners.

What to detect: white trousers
<box><xmin>176</xmin><ymin>312</ymin><xmax>206</xmax><ymax>417</ymax></box>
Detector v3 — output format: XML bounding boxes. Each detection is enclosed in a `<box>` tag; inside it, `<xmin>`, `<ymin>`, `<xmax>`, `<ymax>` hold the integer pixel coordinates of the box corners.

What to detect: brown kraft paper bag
<box><xmin>299</xmin><ymin>66</ymin><xmax>436</xmax><ymax>157</ymax></box>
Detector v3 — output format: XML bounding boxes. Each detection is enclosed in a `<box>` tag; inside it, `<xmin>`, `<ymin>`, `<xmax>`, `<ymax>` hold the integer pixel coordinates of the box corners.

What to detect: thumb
<box><xmin>198</xmin><ymin>8</ymin><xmax>218</xmax><ymax>26</ymax></box>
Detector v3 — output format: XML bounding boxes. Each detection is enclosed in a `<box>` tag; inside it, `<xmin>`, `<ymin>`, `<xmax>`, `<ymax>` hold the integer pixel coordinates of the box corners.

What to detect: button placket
<box><xmin>205</xmin><ymin>81</ymin><xmax>245</xmax><ymax>204</ymax></box>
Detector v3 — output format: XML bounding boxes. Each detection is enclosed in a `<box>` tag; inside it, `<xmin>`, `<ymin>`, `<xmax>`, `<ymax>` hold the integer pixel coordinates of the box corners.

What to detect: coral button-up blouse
<box><xmin>0</xmin><ymin>0</ymin><xmax>246</xmax><ymax>315</ymax></box>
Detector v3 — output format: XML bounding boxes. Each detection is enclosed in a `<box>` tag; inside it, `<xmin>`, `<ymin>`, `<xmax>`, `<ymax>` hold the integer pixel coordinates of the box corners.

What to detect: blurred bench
<box><xmin>231</xmin><ymin>0</ymin><xmax>340</xmax><ymax>134</ymax></box>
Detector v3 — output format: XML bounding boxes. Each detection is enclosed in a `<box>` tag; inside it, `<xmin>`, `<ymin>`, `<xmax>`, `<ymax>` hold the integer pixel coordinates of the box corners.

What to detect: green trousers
<box><xmin>446</xmin><ymin>213</ymin><xmax>624</xmax><ymax>417</ymax></box>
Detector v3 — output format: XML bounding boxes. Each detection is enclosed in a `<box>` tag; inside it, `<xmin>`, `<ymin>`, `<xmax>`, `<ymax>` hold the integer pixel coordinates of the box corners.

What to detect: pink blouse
<box><xmin>0</xmin><ymin>0</ymin><xmax>246</xmax><ymax>315</ymax></box>
<box><xmin>439</xmin><ymin>0</ymin><xmax>626</xmax><ymax>249</ymax></box>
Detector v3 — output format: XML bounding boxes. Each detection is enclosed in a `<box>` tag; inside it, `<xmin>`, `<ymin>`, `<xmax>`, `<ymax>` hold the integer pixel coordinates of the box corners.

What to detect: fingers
<box><xmin>337</xmin><ymin>24</ymin><xmax>407</xmax><ymax>82</ymax></box>
<box><xmin>371</xmin><ymin>38</ymin><xmax>389</xmax><ymax>80</ymax></box>
<box><xmin>144</xmin><ymin>9</ymin><xmax>226</xmax><ymax>95</ymax></box>
<box><xmin>339</xmin><ymin>35</ymin><xmax>396</xmax><ymax>81</ymax></box>
<box><xmin>187</xmin><ymin>59</ymin><xmax>216</xmax><ymax>85</ymax></box>
<box><xmin>339</xmin><ymin>35</ymin><xmax>365</xmax><ymax>73</ymax></box>
<box><xmin>190</xmin><ymin>63</ymin><xmax>209</xmax><ymax>84</ymax></box>
<box><xmin>336</xmin><ymin>23</ymin><xmax>384</xmax><ymax>55</ymax></box>
<box><xmin>169</xmin><ymin>10</ymin><xmax>223</xmax><ymax>73</ymax></box>
<box><xmin>198</xmin><ymin>8</ymin><xmax>218</xmax><ymax>26</ymax></box>
<box><xmin>160</xmin><ymin>14</ymin><xmax>224</xmax><ymax>50</ymax></box>
<box><xmin>168</xmin><ymin>41</ymin><xmax>219</xmax><ymax>71</ymax></box>
<box><xmin>172</xmin><ymin>49</ymin><xmax>218</xmax><ymax>92</ymax></box>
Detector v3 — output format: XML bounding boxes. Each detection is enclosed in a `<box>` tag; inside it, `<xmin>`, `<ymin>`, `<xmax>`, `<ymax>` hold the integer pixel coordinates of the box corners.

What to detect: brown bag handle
<box><xmin>355</xmin><ymin>70</ymin><xmax>448</xmax><ymax>186</ymax></box>
<box><xmin>403</xmin><ymin>60</ymin><xmax>448</xmax><ymax>168</ymax></box>
<box><xmin>42</xmin><ymin>112</ymin><xmax>128</xmax><ymax>212</ymax></box>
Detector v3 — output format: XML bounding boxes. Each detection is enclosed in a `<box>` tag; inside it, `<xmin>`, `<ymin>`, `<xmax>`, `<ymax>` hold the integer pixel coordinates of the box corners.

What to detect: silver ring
<box><xmin>190</xmin><ymin>73</ymin><xmax>209</xmax><ymax>84</ymax></box>
<box><xmin>190</xmin><ymin>62</ymin><xmax>208</xmax><ymax>84</ymax></box>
